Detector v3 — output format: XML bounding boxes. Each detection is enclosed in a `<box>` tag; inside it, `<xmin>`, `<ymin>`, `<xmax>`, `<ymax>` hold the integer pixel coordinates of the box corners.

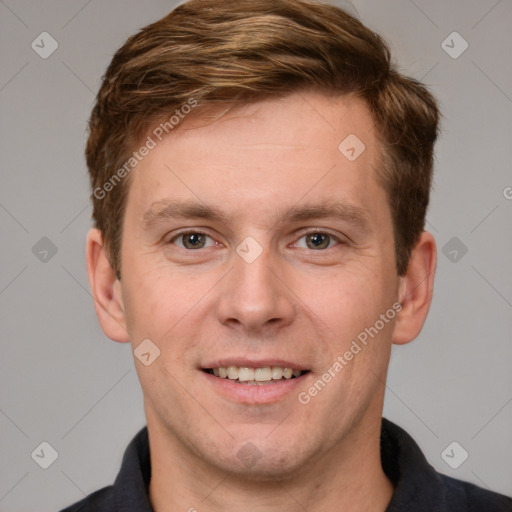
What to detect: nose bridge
<box><xmin>216</xmin><ymin>238</ymin><xmax>295</xmax><ymax>331</ymax></box>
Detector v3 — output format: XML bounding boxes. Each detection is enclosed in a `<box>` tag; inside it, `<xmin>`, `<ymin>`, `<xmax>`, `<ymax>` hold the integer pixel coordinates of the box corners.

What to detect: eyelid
<box><xmin>166</xmin><ymin>228</ymin><xmax>347</xmax><ymax>250</ymax></box>
<box><xmin>292</xmin><ymin>228</ymin><xmax>345</xmax><ymax>248</ymax></box>
<box><xmin>167</xmin><ymin>229</ymin><xmax>218</xmax><ymax>248</ymax></box>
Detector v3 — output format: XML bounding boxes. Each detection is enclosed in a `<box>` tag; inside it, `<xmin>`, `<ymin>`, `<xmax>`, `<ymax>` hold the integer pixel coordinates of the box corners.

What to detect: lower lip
<box><xmin>200</xmin><ymin>370</ymin><xmax>310</xmax><ymax>404</ymax></box>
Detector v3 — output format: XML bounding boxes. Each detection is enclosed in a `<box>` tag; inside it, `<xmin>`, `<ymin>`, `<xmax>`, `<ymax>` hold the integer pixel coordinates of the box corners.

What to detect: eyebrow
<box><xmin>142</xmin><ymin>198</ymin><xmax>372</xmax><ymax>233</ymax></box>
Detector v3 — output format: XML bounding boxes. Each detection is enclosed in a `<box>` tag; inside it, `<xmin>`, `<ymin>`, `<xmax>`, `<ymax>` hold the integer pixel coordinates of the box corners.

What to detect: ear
<box><xmin>392</xmin><ymin>231</ymin><xmax>436</xmax><ymax>345</ymax></box>
<box><xmin>86</xmin><ymin>228</ymin><xmax>130</xmax><ymax>343</ymax></box>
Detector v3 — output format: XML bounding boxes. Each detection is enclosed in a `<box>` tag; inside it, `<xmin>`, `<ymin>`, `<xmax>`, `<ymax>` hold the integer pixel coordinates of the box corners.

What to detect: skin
<box><xmin>87</xmin><ymin>91</ymin><xmax>436</xmax><ymax>512</ymax></box>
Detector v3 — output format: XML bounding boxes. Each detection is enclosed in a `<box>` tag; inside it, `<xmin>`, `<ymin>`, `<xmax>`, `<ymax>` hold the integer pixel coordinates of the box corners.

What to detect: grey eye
<box><xmin>295</xmin><ymin>232</ymin><xmax>339</xmax><ymax>250</ymax></box>
<box><xmin>172</xmin><ymin>232</ymin><xmax>214</xmax><ymax>249</ymax></box>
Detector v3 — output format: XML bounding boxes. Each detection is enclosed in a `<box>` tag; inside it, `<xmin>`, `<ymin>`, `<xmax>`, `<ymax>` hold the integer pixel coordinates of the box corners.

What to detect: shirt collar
<box><xmin>113</xmin><ymin>424</ymin><xmax>153</xmax><ymax>512</ymax></box>
<box><xmin>381</xmin><ymin>418</ymin><xmax>446</xmax><ymax>511</ymax></box>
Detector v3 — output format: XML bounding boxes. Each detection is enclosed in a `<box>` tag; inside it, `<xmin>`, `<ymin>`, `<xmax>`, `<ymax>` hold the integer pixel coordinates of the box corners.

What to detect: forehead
<box><xmin>171</xmin><ymin>91</ymin><xmax>378</xmax><ymax>157</ymax></box>
<box><xmin>125</xmin><ymin>91</ymin><xmax>386</xmax><ymax>227</ymax></box>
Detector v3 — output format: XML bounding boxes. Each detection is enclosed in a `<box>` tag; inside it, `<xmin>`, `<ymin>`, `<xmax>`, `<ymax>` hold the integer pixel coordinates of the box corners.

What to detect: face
<box><xmin>112</xmin><ymin>91</ymin><xmax>403</xmax><ymax>478</ymax></box>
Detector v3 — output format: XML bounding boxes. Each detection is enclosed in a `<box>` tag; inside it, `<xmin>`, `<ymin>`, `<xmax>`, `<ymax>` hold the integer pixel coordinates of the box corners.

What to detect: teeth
<box><xmin>272</xmin><ymin>367</ymin><xmax>283</xmax><ymax>379</ymax></box>
<box><xmin>255</xmin><ymin>367</ymin><xmax>272</xmax><ymax>381</ymax></box>
<box><xmin>238</xmin><ymin>367</ymin><xmax>255</xmax><ymax>381</ymax></box>
<box><xmin>227</xmin><ymin>366</ymin><xmax>239</xmax><ymax>380</ymax></box>
<box><xmin>208</xmin><ymin>366</ymin><xmax>305</xmax><ymax>383</ymax></box>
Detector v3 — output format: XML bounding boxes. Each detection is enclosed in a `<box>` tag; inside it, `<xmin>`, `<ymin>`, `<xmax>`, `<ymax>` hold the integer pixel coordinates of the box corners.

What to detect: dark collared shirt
<box><xmin>59</xmin><ymin>418</ymin><xmax>511</xmax><ymax>511</ymax></box>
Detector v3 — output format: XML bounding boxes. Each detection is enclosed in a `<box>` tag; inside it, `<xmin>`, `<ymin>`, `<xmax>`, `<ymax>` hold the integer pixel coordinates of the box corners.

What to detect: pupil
<box><xmin>185</xmin><ymin>233</ymin><xmax>203</xmax><ymax>248</ymax></box>
<box><xmin>309</xmin><ymin>233</ymin><xmax>327</xmax><ymax>249</ymax></box>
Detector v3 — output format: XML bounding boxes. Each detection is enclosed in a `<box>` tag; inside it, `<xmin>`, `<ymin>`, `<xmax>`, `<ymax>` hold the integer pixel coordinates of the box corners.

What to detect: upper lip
<box><xmin>201</xmin><ymin>358</ymin><xmax>309</xmax><ymax>371</ymax></box>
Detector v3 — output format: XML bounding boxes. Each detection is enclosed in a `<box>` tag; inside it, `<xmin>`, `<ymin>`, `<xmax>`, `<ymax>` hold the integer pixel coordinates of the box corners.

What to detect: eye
<box><xmin>294</xmin><ymin>231</ymin><xmax>341</xmax><ymax>250</ymax></box>
<box><xmin>169</xmin><ymin>231</ymin><xmax>217</xmax><ymax>250</ymax></box>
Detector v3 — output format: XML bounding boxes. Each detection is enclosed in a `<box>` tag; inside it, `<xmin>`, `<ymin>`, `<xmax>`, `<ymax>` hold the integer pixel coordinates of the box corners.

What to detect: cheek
<box><xmin>121</xmin><ymin>266</ymin><xmax>190</xmax><ymax>339</ymax></box>
<box><xmin>298</xmin><ymin>262</ymin><xmax>397</xmax><ymax>351</ymax></box>
<box><xmin>121</xmin><ymin>263</ymin><xmax>220</xmax><ymax>365</ymax></box>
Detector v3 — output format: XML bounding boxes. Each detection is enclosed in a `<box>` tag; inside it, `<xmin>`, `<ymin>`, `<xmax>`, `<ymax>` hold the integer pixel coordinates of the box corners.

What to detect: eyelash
<box><xmin>167</xmin><ymin>230</ymin><xmax>344</xmax><ymax>251</ymax></box>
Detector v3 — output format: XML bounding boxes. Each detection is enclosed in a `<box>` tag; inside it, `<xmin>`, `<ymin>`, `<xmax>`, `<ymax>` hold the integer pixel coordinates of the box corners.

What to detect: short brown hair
<box><xmin>86</xmin><ymin>0</ymin><xmax>439</xmax><ymax>277</ymax></box>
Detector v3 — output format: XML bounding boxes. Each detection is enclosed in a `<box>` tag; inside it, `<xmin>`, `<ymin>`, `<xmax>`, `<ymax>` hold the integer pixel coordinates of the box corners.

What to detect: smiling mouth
<box><xmin>202</xmin><ymin>366</ymin><xmax>310</xmax><ymax>385</ymax></box>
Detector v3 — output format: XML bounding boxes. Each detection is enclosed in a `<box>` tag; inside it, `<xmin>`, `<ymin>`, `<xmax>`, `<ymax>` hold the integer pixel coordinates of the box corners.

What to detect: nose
<box><xmin>216</xmin><ymin>243</ymin><xmax>296</xmax><ymax>334</ymax></box>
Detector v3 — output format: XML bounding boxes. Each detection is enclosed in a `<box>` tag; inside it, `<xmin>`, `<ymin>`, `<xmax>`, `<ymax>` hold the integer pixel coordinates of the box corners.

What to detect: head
<box><xmin>86</xmin><ymin>0</ymin><xmax>438</xmax><ymax>481</ymax></box>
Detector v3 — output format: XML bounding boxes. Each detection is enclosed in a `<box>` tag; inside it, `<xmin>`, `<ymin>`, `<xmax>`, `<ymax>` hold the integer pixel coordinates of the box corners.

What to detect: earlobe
<box><xmin>85</xmin><ymin>228</ymin><xmax>130</xmax><ymax>343</ymax></box>
<box><xmin>392</xmin><ymin>231</ymin><xmax>437</xmax><ymax>345</ymax></box>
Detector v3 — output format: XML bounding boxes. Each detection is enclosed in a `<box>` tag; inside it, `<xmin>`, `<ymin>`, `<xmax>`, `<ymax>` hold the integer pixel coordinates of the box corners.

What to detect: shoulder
<box><xmin>57</xmin><ymin>425</ymin><xmax>151</xmax><ymax>512</ymax></box>
<box><xmin>381</xmin><ymin>418</ymin><xmax>512</xmax><ymax>511</ymax></box>
<box><xmin>57</xmin><ymin>485</ymin><xmax>115</xmax><ymax>512</ymax></box>
<box><xmin>440</xmin><ymin>473</ymin><xmax>512</xmax><ymax>511</ymax></box>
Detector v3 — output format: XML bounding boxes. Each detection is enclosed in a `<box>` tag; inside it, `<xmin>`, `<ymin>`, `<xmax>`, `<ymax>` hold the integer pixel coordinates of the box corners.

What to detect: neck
<box><xmin>147</xmin><ymin>408</ymin><xmax>393</xmax><ymax>512</ymax></box>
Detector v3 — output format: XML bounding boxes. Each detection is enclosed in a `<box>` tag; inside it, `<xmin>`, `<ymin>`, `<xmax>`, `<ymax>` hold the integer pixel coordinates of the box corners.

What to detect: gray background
<box><xmin>0</xmin><ymin>0</ymin><xmax>511</xmax><ymax>510</ymax></box>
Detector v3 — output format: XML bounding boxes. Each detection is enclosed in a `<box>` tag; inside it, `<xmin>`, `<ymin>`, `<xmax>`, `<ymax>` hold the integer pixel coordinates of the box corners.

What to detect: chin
<box><xmin>209</xmin><ymin>438</ymin><xmax>313</xmax><ymax>482</ymax></box>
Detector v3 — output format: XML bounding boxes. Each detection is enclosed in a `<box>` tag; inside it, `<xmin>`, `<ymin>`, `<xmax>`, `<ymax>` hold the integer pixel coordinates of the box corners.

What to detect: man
<box><xmin>60</xmin><ymin>0</ymin><xmax>512</xmax><ymax>510</ymax></box>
